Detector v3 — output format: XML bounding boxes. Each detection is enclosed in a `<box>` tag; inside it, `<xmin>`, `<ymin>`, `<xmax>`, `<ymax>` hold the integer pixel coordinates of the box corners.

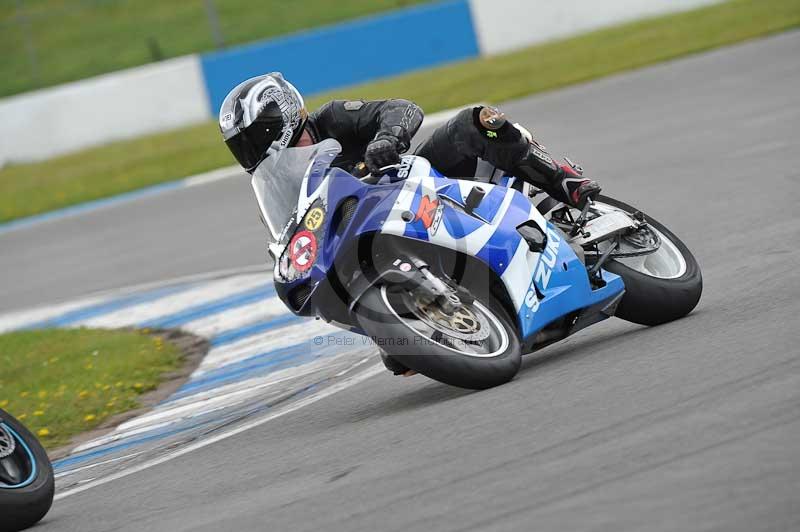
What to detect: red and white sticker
<box><xmin>289</xmin><ymin>230</ymin><xmax>318</xmax><ymax>273</ymax></box>
<box><xmin>414</xmin><ymin>195</ymin><xmax>444</xmax><ymax>234</ymax></box>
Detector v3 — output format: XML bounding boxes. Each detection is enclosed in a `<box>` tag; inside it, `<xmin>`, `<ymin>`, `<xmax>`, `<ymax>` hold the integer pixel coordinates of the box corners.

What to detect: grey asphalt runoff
<box><xmin>14</xmin><ymin>31</ymin><xmax>800</xmax><ymax>531</ymax></box>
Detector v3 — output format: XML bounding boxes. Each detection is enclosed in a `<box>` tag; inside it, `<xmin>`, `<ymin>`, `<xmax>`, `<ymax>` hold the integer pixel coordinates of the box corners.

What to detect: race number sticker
<box><xmin>304</xmin><ymin>207</ymin><xmax>325</xmax><ymax>231</ymax></box>
<box><xmin>289</xmin><ymin>230</ymin><xmax>318</xmax><ymax>273</ymax></box>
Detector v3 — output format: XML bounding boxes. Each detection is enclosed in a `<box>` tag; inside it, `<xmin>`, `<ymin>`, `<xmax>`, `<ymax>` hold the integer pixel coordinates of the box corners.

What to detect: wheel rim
<box><xmin>412</xmin><ymin>299</ymin><xmax>491</xmax><ymax>342</ymax></box>
<box><xmin>613</xmin><ymin>226</ymin><xmax>687</xmax><ymax>279</ymax></box>
<box><xmin>380</xmin><ymin>286</ymin><xmax>509</xmax><ymax>358</ymax></box>
<box><xmin>0</xmin><ymin>423</ymin><xmax>37</xmax><ymax>489</ymax></box>
<box><xmin>593</xmin><ymin>202</ymin><xmax>688</xmax><ymax>279</ymax></box>
<box><xmin>0</xmin><ymin>425</ymin><xmax>15</xmax><ymax>458</ymax></box>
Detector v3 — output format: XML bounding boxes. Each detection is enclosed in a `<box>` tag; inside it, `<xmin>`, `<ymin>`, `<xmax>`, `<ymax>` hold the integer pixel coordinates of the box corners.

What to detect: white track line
<box><xmin>95</xmin><ymin>263</ymin><xmax>270</xmax><ymax>296</ymax></box>
<box><xmin>196</xmin><ymin>319</ymin><xmax>338</xmax><ymax>373</ymax></box>
<box><xmin>75</xmin><ymin>351</ymin><xmax>368</xmax><ymax>452</ymax></box>
<box><xmin>419</xmin><ymin>103</ymin><xmax>484</xmax><ymax>131</ymax></box>
<box><xmin>0</xmin><ymin>264</ymin><xmax>272</xmax><ymax>333</ymax></box>
<box><xmin>0</xmin><ymin>296</ymin><xmax>108</xmax><ymax>333</ymax></box>
<box><xmin>182</xmin><ymin>165</ymin><xmax>243</xmax><ymax>187</ymax></box>
<box><xmin>80</xmin><ymin>273</ymin><xmax>270</xmax><ymax>328</ymax></box>
<box><xmin>54</xmin><ymin>451</ymin><xmax>148</xmax><ymax>479</ymax></box>
<box><xmin>183</xmin><ymin>295</ymin><xmax>287</xmax><ymax>338</ymax></box>
<box><xmin>54</xmin><ymin>361</ymin><xmax>383</xmax><ymax>501</ymax></box>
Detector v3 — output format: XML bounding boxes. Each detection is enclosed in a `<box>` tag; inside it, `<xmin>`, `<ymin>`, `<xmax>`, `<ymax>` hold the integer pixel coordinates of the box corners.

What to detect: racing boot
<box><xmin>479</xmin><ymin>108</ymin><xmax>602</xmax><ymax>207</ymax></box>
<box><xmin>561</xmin><ymin>176</ymin><xmax>602</xmax><ymax>208</ymax></box>
<box><xmin>513</xmin><ymin>142</ymin><xmax>601</xmax><ymax>208</ymax></box>
<box><xmin>380</xmin><ymin>351</ymin><xmax>417</xmax><ymax>377</ymax></box>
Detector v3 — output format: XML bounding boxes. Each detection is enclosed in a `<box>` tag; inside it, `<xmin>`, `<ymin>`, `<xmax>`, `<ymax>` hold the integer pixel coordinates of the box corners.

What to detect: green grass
<box><xmin>0</xmin><ymin>328</ymin><xmax>183</xmax><ymax>449</ymax></box>
<box><xmin>0</xmin><ymin>0</ymin><xmax>430</xmax><ymax>98</ymax></box>
<box><xmin>314</xmin><ymin>0</ymin><xmax>800</xmax><ymax>112</ymax></box>
<box><xmin>1</xmin><ymin>0</ymin><xmax>799</xmax><ymax>223</ymax></box>
<box><xmin>0</xmin><ymin>122</ymin><xmax>228</xmax><ymax>223</ymax></box>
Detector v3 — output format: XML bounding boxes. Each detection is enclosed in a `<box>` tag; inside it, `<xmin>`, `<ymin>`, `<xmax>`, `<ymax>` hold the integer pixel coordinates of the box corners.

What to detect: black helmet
<box><xmin>219</xmin><ymin>72</ymin><xmax>308</xmax><ymax>172</ymax></box>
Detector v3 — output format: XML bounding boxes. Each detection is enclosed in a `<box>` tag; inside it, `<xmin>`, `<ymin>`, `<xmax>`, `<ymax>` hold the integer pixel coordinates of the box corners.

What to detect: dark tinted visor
<box><xmin>225</xmin><ymin>115</ymin><xmax>283</xmax><ymax>172</ymax></box>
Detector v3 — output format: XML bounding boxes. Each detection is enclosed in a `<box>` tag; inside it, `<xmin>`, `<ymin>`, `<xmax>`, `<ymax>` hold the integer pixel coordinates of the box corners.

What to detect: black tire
<box><xmin>0</xmin><ymin>409</ymin><xmax>55</xmax><ymax>532</ymax></box>
<box><xmin>597</xmin><ymin>196</ymin><xmax>703</xmax><ymax>326</ymax></box>
<box><xmin>355</xmin><ymin>286</ymin><xmax>521</xmax><ymax>390</ymax></box>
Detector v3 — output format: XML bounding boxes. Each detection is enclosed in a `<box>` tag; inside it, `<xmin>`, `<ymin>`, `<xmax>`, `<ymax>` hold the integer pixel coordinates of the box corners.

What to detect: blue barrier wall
<box><xmin>200</xmin><ymin>0</ymin><xmax>478</xmax><ymax>116</ymax></box>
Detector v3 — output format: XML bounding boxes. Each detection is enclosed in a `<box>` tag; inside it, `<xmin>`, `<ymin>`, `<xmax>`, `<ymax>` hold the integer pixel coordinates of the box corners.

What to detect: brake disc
<box><xmin>412</xmin><ymin>298</ymin><xmax>491</xmax><ymax>342</ymax></box>
<box><xmin>613</xmin><ymin>225</ymin><xmax>662</xmax><ymax>257</ymax></box>
<box><xmin>0</xmin><ymin>425</ymin><xmax>16</xmax><ymax>459</ymax></box>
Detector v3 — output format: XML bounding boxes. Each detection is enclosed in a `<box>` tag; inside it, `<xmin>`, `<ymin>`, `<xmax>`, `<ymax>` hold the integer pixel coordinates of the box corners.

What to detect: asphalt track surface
<box><xmin>5</xmin><ymin>32</ymin><xmax>800</xmax><ymax>531</ymax></box>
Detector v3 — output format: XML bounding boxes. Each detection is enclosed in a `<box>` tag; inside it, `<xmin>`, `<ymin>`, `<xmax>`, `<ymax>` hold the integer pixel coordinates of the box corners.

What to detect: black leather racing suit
<box><xmin>415</xmin><ymin>106</ymin><xmax>589</xmax><ymax>206</ymax></box>
<box><xmin>307</xmin><ymin>101</ymin><xmax>589</xmax><ymax>206</ymax></box>
<box><xmin>305</xmin><ymin>99</ymin><xmax>424</xmax><ymax>172</ymax></box>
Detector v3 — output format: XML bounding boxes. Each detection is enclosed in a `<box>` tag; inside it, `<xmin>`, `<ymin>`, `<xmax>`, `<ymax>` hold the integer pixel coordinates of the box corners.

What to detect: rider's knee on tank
<box><xmin>415</xmin><ymin>105</ymin><xmax>530</xmax><ymax>177</ymax></box>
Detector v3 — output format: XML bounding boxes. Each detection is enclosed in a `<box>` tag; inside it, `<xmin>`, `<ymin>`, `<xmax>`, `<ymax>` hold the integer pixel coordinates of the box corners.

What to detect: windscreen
<box><xmin>251</xmin><ymin>139</ymin><xmax>341</xmax><ymax>240</ymax></box>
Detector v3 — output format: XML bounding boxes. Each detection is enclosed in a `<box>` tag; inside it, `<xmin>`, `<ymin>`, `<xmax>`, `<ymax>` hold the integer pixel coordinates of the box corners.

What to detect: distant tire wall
<box><xmin>0</xmin><ymin>0</ymin><xmax>722</xmax><ymax>165</ymax></box>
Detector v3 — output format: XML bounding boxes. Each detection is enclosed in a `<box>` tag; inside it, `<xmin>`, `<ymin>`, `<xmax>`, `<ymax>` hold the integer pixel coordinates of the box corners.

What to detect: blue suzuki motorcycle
<box><xmin>253</xmin><ymin>139</ymin><xmax>702</xmax><ymax>389</ymax></box>
<box><xmin>0</xmin><ymin>409</ymin><xmax>55</xmax><ymax>531</ymax></box>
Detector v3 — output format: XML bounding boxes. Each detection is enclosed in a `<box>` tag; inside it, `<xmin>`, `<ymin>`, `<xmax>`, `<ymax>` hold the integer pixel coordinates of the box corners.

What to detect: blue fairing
<box><xmin>273</xmin><ymin>149</ymin><xmax>625</xmax><ymax>344</ymax></box>
<box><xmin>308</xmin><ymin>169</ymin><xmax>404</xmax><ymax>283</ymax></box>
<box><xmin>474</xmin><ymin>190</ymin><xmax>530</xmax><ymax>276</ymax></box>
<box><xmin>471</xmin><ymin>185</ymin><xmax>507</xmax><ymax>223</ymax></box>
<box><xmin>517</xmin><ymin>224</ymin><xmax>624</xmax><ymax>339</ymax></box>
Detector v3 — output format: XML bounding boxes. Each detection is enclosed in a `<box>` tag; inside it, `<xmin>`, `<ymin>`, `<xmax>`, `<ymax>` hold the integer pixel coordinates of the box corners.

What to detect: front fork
<box><xmin>347</xmin><ymin>255</ymin><xmax>470</xmax><ymax>315</ymax></box>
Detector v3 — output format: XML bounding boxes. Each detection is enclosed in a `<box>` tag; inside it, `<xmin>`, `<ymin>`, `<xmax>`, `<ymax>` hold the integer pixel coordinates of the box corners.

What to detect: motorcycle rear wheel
<box><xmin>0</xmin><ymin>409</ymin><xmax>55</xmax><ymax>532</ymax></box>
<box><xmin>595</xmin><ymin>196</ymin><xmax>703</xmax><ymax>326</ymax></box>
<box><xmin>355</xmin><ymin>285</ymin><xmax>521</xmax><ymax>390</ymax></box>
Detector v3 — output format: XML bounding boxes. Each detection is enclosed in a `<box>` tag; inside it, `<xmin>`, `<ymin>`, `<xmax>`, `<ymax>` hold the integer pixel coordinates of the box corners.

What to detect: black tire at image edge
<box><xmin>0</xmin><ymin>409</ymin><xmax>55</xmax><ymax>532</ymax></box>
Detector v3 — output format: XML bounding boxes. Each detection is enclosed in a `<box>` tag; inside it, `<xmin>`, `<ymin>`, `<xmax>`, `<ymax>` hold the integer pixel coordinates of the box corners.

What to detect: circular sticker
<box><xmin>304</xmin><ymin>207</ymin><xmax>325</xmax><ymax>231</ymax></box>
<box><xmin>289</xmin><ymin>230</ymin><xmax>317</xmax><ymax>273</ymax></box>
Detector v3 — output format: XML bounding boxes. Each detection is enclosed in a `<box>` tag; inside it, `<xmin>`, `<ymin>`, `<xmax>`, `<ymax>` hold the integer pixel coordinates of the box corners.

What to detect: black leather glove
<box><xmin>365</xmin><ymin>135</ymin><xmax>401</xmax><ymax>175</ymax></box>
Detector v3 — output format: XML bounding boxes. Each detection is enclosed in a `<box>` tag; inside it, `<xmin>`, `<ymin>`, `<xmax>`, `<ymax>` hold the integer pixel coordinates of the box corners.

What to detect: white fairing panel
<box><xmin>381</xmin><ymin>156</ymin><xmax>546</xmax><ymax>313</ymax></box>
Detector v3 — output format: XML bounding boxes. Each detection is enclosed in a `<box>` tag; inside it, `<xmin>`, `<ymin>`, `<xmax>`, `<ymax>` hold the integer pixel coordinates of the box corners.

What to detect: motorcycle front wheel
<box><xmin>355</xmin><ymin>284</ymin><xmax>521</xmax><ymax>390</ymax></box>
<box><xmin>0</xmin><ymin>409</ymin><xmax>55</xmax><ymax>532</ymax></box>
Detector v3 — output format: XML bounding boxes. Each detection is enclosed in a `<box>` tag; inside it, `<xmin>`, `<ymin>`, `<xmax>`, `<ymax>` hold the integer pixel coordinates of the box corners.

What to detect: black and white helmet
<box><xmin>219</xmin><ymin>72</ymin><xmax>308</xmax><ymax>172</ymax></box>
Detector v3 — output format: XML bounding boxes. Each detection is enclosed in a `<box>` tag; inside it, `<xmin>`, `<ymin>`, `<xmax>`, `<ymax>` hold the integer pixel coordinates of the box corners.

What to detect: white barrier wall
<box><xmin>1</xmin><ymin>0</ymin><xmax>726</xmax><ymax>165</ymax></box>
<box><xmin>0</xmin><ymin>56</ymin><xmax>209</xmax><ymax>166</ymax></box>
<box><xmin>469</xmin><ymin>0</ymin><xmax>723</xmax><ymax>55</ymax></box>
